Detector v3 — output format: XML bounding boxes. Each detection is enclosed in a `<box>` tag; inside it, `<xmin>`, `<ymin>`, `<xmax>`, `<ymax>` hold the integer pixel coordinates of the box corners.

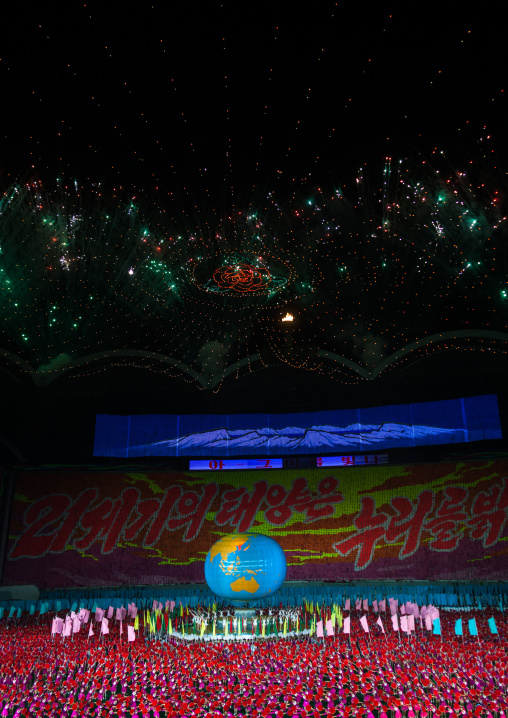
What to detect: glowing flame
<box><xmin>281</xmin><ymin>312</ymin><xmax>294</xmax><ymax>323</ymax></box>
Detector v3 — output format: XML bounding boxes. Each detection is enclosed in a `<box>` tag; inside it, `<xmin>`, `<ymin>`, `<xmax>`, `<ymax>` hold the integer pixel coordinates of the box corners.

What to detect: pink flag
<box><xmin>345</xmin><ymin>599</ymin><xmax>350</xmax><ymax>611</ymax></box>
<box><xmin>343</xmin><ymin>617</ymin><xmax>350</xmax><ymax>634</ymax></box>
<box><xmin>400</xmin><ymin>604</ymin><xmax>406</xmax><ymax>615</ymax></box>
<box><xmin>158</xmin><ymin>602</ymin><xmax>163</xmax><ymax>611</ymax></box>
<box><xmin>115</xmin><ymin>607</ymin><xmax>122</xmax><ymax>621</ymax></box>
<box><xmin>127</xmin><ymin>626</ymin><xmax>135</xmax><ymax>642</ymax></box>
<box><xmin>407</xmin><ymin>614</ymin><xmax>415</xmax><ymax>633</ymax></box>
<box><xmin>391</xmin><ymin>614</ymin><xmax>399</xmax><ymax>631</ymax></box>
<box><xmin>101</xmin><ymin>617</ymin><xmax>109</xmax><ymax>635</ymax></box>
<box><xmin>63</xmin><ymin>618</ymin><xmax>72</xmax><ymax>637</ymax></box>
<box><xmin>84</xmin><ymin>610</ymin><xmax>90</xmax><ymax>623</ymax></box>
<box><xmin>360</xmin><ymin>615</ymin><xmax>369</xmax><ymax>633</ymax></box>
<box><xmin>120</xmin><ymin>620</ymin><xmax>123</xmax><ymax>634</ymax></box>
<box><xmin>107</xmin><ymin>606</ymin><xmax>114</xmax><ymax>619</ymax></box>
<box><xmin>390</xmin><ymin>601</ymin><xmax>398</xmax><ymax>616</ymax></box>
<box><xmin>421</xmin><ymin>605</ymin><xmax>427</xmax><ymax>618</ymax></box>
<box><xmin>355</xmin><ymin>599</ymin><xmax>361</xmax><ymax>610</ymax></box>
<box><xmin>400</xmin><ymin>616</ymin><xmax>408</xmax><ymax>633</ymax></box>
<box><xmin>431</xmin><ymin>608</ymin><xmax>440</xmax><ymax>620</ymax></box>
<box><xmin>413</xmin><ymin>604</ymin><xmax>420</xmax><ymax>619</ymax></box>
<box><xmin>425</xmin><ymin>614</ymin><xmax>432</xmax><ymax>631</ymax></box>
<box><xmin>169</xmin><ymin>601</ymin><xmax>175</xmax><ymax>613</ymax></box>
<box><xmin>55</xmin><ymin>617</ymin><xmax>63</xmax><ymax>634</ymax></box>
<box><xmin>131</xmin><ymin>606</ymin><xmax>137</xmax><ymax>618</ymax></box>
<box><xmin>152</xmin><ymin>600</ymin><xmax>158</xmax><ymax>611</ymax></box>
<box><xmin>165</xmin><ymin>600</ymin><xmax>170</xmax><ymax>611</ymax></box>
<box><xmin>373</xmin><ymin>600</ymin><xmax>378</xmax><ymax>612</ymax></box>
<box><xmin>363</xmin><ymin>599</ymin><xmax>369</xmax><ymax>611</ymax></box>
<box><xmin>127</xmin><ymin>603</ymin><xmax>132</xmax><ymax>617</ymax></box>
<box><xmin>326</xmin><ymin>619</ymin><xmax>334</xmax><ymax>637</ymax></box>
<box><xmin>121</xmin><ymin>607</ymin><xmax>127</xmax><ymax>620</ymax></box>
<box><xmin>88</xmin><ymin>623</ymin><xmax>94</xmax><ymax>638</ymax></box>
<box><xmin>95</xmin><ymin>608</ymin><xmax>103</xmax><ymax>622</ymax></box>
<box><xmin>316</xmin><ymin>620</ymin><xmax>324</xmax><ymax>638</ymax></box>
<box><xmin>72</xmin><ymin>617</ymin><xmax>81</xmax><ymax>633</ymax></box>
<box><xmin>376</xmin><ymin>616</ymin><xmax>385</xmax><ymax>634</ymax></box>
<box><xmin>51</xmin><ymin>618</ymin><xmax>58</xmax><ymax>635</ymax></box>
<box><xmin>379</xmin><ymin>599</ymin><xmax>386</xmax><ymax>612</ymax></box>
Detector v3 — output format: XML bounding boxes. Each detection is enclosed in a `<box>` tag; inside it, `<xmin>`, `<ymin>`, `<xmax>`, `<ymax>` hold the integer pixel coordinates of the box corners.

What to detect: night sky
<box><xmin>2</xmin><ymin>5</ymin><xmax>506</xmax><ymax>200</ymax></box>
<box><xmin>1</xmin><ymin>4</ymin><xmax>508</xmax><ymax>462</ymax></box>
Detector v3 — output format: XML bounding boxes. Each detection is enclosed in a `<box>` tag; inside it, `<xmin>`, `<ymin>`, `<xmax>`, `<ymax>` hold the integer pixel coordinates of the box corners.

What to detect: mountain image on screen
<box><xmin>141</xmin><ymin>423</ymin><xmax>461</xmax><ymax>453</ymax></box>
<box><xmin>93</xmin><ymin>395</ymin><xmax>501</xmax><ymax>457</ymax></box>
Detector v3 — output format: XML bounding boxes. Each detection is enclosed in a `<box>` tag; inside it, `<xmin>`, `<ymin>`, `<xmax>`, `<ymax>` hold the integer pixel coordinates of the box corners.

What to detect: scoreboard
<box><xmin>188</xmin><ymin>455</ymin><xmax>388</xmax><ymax>470</ymax></box>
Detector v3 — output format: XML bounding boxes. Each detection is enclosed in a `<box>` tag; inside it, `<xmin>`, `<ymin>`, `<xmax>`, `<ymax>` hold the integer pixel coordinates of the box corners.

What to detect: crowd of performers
<box><xmin>0</xmin><ymin>602</ymin><xmax>507</xmax><ymax>718</ymax></box>
<box><xmin>185</xmin><ymin>607</ymin><xmax>305</xmax><ymax>638</ymax></box>
<box><xmin>145</xmin><ymin>601</ymin><xmax>502</xmax><ymax>641</ymax></box>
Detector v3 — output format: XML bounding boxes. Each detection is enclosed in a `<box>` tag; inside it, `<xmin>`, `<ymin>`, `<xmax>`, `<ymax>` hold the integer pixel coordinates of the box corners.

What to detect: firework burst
<box><xmin>1</xmin><ymin>159</ymin><xmax>507</xmax><ymax>388</ymax></box>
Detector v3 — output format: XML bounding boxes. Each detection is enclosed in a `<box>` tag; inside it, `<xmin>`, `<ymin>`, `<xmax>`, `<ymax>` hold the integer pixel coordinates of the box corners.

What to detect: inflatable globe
<box><xmin>204</xmin><ymin>533</ymin><xmax>286</xmax><ymax>602</ymax></box>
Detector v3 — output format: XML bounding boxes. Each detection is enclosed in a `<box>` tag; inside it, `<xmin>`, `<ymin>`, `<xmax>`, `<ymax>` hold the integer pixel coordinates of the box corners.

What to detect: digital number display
<box><xmin>189</xmin><ymin>455</ymin><xmax>388</xmax><ymax>470</ymax></box>
<box><xmin>189</xmin><ymin>458</ymin><xmax>283</xmax><ymax>470</ymax></box>
<box><xmin>317</xmin><ymin>455</ymin><xmax>388</xmax><ymax>467</ymax></box>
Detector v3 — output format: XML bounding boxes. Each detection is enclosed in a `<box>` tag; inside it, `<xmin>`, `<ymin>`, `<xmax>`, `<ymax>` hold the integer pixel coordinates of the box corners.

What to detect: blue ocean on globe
<box><xmin>204</xmin><ymin>533</ymin><xmax>287</xmax><ymax>602</ymax></box>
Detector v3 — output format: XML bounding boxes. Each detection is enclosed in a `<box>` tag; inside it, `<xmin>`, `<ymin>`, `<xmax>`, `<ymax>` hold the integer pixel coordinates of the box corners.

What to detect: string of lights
<box><xmin>1</xmin><ymin>156</ymin><xmax>507</xmax><ymax>388</ymax></box>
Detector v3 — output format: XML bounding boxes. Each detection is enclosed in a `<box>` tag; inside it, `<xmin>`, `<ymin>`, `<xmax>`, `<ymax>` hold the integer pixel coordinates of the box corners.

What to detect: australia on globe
<box><xmin>204</xmin><ymin>533</ymin><xmax>287</xmax><ymax>602</ymax></box>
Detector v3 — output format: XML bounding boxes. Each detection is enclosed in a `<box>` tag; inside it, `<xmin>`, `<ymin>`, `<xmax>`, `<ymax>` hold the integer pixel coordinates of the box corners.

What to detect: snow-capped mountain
<box><xmin>140</xmin><ymin>422</ymin><xmax>461</xmax><ymax>454</ymax></box>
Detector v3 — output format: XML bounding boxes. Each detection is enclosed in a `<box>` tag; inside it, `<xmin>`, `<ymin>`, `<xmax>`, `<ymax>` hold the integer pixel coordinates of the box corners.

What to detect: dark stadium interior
<box><xmin>0</xmin><ymin>349</ymin><xmax>507</xmax><ymax>463</ymax></box>
<box><xmin>1</xmin><ymin>8</ymin><xmax>508</xmax><ymax>717</ymax></box>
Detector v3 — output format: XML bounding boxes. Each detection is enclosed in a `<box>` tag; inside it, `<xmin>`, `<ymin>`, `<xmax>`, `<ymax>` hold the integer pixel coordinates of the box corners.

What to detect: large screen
<box><xmin>93</xmin><ymin>394</ymin><xmax>501</xmax><ymax>457</ymax></box>
<box><xmin>3</xmin><ymin>460</ymin><xmax>508</xmax><ymax>589</ymax></box>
